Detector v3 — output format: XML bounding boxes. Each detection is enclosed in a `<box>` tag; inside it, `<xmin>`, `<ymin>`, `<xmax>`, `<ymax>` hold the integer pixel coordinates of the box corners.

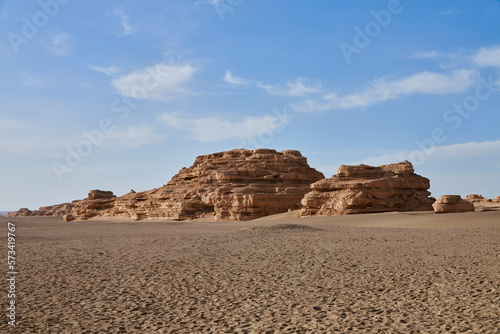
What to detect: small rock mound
<box><xmin>465</xmin><ymin>194</ymin><xmax>492</xmax><ymax>204</ymax></box>
<box><xmin>433</xmin><ymin>195</ymin><xmax>474</xmax><ymax>214</ymax></box>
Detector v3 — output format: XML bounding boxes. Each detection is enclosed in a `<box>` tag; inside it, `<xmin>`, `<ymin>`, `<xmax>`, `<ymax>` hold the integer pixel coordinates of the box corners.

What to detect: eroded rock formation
<box><xmin>465</xmin><ymin>194</ymin><xmax>492</xmax><ymax>204</ymax></box>
<box><xmin>53</xmin><ymin>149</ymin><xmax>323</xmax><ymax>222</ymax></box>
<box><xmin>433</xmin><ymin>195</ymin><xmax>474</xmax><ymax>213</ymax></box>
<box><xmin>106</xmin><ymin>149</ymin><xmax>324</xmax><ymax>221</ymax></box>
<box><xmin>300</xmin><ymin>161</ymin><xmax>434</xmax><ymax>216</ymax></box>
<box><xmin>6</xmin><ymin>203</ymin><xmax>75</xmax><ymax>217</ymax></box>
<box><xmin>62</xmin><ymin>190</ymin><xmax>116</xmax><ymax>222</ymax></box>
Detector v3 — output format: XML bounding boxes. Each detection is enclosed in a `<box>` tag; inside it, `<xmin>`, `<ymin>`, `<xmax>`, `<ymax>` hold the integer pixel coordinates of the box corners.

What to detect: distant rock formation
<box><xmin>433</xmin><ymin>195</ymin><xmax>474</xmax><ymax>213</ymax></box>
<box><xmin>300</xmin><ymin>161</ymin><xmax>434</xmax><ymax>216</ymax></box>
<box><xmin>58</xmin><ymin>149</ymin><xmax>324</xmax><ymax>222</ymax></box>
<box><xmin>62</xmin><ymin>190</ymin><xmax>116</xmax><ymax>222</ymax></box>
<box><xmin>6</xmin><ymin>208</ymin><xmax>33</xmax><ymax>217</ymax></box>
<box><xmin>494</xmin><ymin>196</ymin><xmax>500</xmax><ymax>203</ymax></box>
<box><xmin>6</xmin><ymin>202</ymin><xmax>75</xmax><ymax>217</ymax></box>
<box><xmin>465</xmin><ymin>194</ymin><xmax>492</xmax><ymax>204</ymax></box>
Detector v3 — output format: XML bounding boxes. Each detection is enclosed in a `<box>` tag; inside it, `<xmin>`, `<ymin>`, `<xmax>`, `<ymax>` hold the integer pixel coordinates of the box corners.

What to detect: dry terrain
<box><xmin>1</xmin><ymin>208</ymin><xmax>500</xmax><ymax>333</ymax></box>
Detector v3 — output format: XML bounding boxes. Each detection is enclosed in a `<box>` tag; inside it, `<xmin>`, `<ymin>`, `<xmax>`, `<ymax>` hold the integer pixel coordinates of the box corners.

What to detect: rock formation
<box><xmin>6</xmin><ymin>203</ymin><xmax>75</xmax><ymax>217</ymax></box>
<box><xmin>55</xmin><ymin>149</ymin><xmax>324</xmax><ymax>222</ymax></box>
<box><xmin>62</xmin><ymin>190</ymin><xmax>116</xmax><ymax>222</ymax></box>
<box><xmin>433</xmin><ymin>195</ymin><xmax>474</xmax><ymax>213</ymax></box>
<box><xmin>6</xmin><ymin>208</ymin><xmax>33</xmax><ymax>217</ymax></box>
<box><xmin>464</xmin><ymin>194</ymin><xmax>492</xmax><ymax>204</ymax></box>
<box><xmin>300</xmin><ymin>161</ymin><xmax>434</xmax><ymax>217</ymax></box>
<box><xmin>494</xmin><ymin>196</ymin><xmax>500</xmax><ymax>203</ymax></box>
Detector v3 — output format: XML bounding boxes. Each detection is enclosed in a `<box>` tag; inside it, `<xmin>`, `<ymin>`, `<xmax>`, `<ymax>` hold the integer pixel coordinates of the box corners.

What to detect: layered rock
<box><xmin>62</xmin><ymin>190</ymin><xmax>116</xmax><ymax>222</ymax></box>
<box><xmin>6</xmin><ymin>208</ymin><xmax>33</xmax><ymax>217</ymax></box>
<box><xmin>63</xmin><ymin>149</ymin><xmax>324</xmax><ymax>221</ymax></box>
<box><xmin>300</xmin><ymin>161</ymin><xmax>434</xmax><ymax>216</ymax></box>
<box><xmin>6</xmin><ymin>203</ymin><xmax>75</xmax><ymax>217</ymax></box>
<box><xmin>433</xmin><ymin>195</ymin><xmax>474</xmax><ymax>213</ymax></box>
<box><xmin>495</xmin><ymin>196</ymin><xmax>500</xmax><ymax>203</ymax></box>
<box><xmin>465</xmin><ymin>194</ymin><xmax>492</xmax><ymax>204</ymax></box>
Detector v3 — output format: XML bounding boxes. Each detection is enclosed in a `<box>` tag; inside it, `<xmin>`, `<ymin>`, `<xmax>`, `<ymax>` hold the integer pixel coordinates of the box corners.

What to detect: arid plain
<box><xmin>2</xmin><ymin>208</ymin><xmax>500</xmax><ymax>333</ymax></box>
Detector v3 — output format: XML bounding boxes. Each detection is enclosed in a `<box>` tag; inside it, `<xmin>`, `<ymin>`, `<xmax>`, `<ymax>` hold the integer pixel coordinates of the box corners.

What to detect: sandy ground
<box><xmin>1</xmin><ymin>209</ymin><xmax>500</xmax><ymax>333</ymax></box>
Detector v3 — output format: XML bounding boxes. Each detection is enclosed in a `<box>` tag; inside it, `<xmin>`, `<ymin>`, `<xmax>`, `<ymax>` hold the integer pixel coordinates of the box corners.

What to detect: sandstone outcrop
<box><xmin>300</xmin><ymin>161</ymin><xmax>434</xmax><ymax>216</ymax></box>
<box><xmin>6</xmin><ymin>208</ymin><xmax>33</xmax><ymax>217</ymax></box>
<box><xmin>6</xmin><ymin>203</ymin><xmax>75</xmax><ymax>217</ymax></box>
<box><xmin>464</xmin><ymin>194</ymin><xmax>492</xmax><ymax>204</ymax></box>
<box><xmin>62</xmin><ymin>190</ymin><xmax>116</xmax><ymax>222</ymax></box>
<box><xmin>433</xmin><ymin>195</ymin><xmax>474</xmax><ymax>213</ymax></box>
<box><xmin>107</xmin><ymin>149</ymin><xmax>324</xmax><ymax>221</ymax></box>
<box><xmin>494</xmin><ymin>196</ymin><xmax>500</xmax><ymax>203</ymax></box>
<box><xmin>59</xmin><ymin>149</ymin><xmax>324</xmax><ymax>222</ymax></box>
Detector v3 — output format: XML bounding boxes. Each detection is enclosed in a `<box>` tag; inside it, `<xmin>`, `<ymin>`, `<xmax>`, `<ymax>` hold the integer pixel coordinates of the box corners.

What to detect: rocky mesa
<box><xmin>52</xmin><ymin>149</ymin><xmax>323</xmax><ymax>222</ymax></box>
<box><xmin>300</xmin><ymin>161</ymin><xmax>434</xmax><ymax>217</ymax></box>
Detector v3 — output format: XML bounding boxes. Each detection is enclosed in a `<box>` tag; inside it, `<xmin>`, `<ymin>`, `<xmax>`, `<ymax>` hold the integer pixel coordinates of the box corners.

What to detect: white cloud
<box><xmin>473</xmin><ymin>45</ymin><xmax>500</xmax><ymax>68</ymax></box>
<box><xmin>89</xmin><ymin>65</ymin><xmax>120</xmax><ymax>76</ymax></box>
<box><xmin>81</xmin><ymin>82</ymin><xmax>90</xmax><ymax>88</ymax></box>
<box><xmin>22</xmin><ymin>73</ymin><xmax>44</xmax><ymax>87</ymax></box>
<box><xmin>411</xmin><ymin>50</ymin><xmax>443</xmax><ymax>59</ymax></box>
<box><xmin>103</xmin><ymin>125</ymin><xmax>163</xmax><ymax>148</ymax></box>
<box><xmin>47</xmin><ymin>33</ymin><xmax>73</xmax><ymax>56</ymax></box>
<box><xmin>292</xmin><ymin>69</ymin><xmax>478</xmax><ymax>112</ymax></box>
<box><xmin>258</xmin><ymin>78</ymin><xmax>322</xmax><ymax>96</ymax></box>
<box><xmin>438</xmin><ymin>9</ymin><xmax>465</xmax><ymax>15</ymax></box>
<box><xmin>359</xmin><ymin>140</ymin><xmax>500</xmax><ymax>166</ymax></box>
<box><xmin>112</xmin><ymin>63</ymin><xmax>197</xmax><ymax>101</ymax></box>
<box><xmin>158</xmin><ymin>112</ymin><xmax>285</xmax><ymax>142</ymax></box>
<box><xmin>116</xmin><ymin>9</ymin><xmax>133</xmax><ymax>36</ymax></box>
<box><xmin>224</xmin><ymin>70</ymin><xmax>251</xmax><ymax>85</ymax></box>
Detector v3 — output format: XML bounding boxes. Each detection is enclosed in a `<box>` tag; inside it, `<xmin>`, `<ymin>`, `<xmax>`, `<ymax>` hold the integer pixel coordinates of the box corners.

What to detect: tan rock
<box><xmin>433</xmin><ymin>195</ymin><xmax>474</xmax><ymax>213</ymax></box>
<box><xmin>62</xmin><ymin>190</ymin><xmax>116</xmax><ymax>222</ymax></box>
<box><xmin>300</xmin><ymin>161</ymin><xmax>434</xmax><ymax>217</ymax></box>
<box><xmin>6</xmin><ymin>208</ymin><xmax>32</xmax><ymax>217</ymax></box>
<box><xmin>464</xmin><ymin>194</ymin><xmax>492</xmax><ymax>203</ymax></box>
<box><xmin>62</xmin><ymin>149</ymin><xmax>324</xmax><ymax>222</ymax></box>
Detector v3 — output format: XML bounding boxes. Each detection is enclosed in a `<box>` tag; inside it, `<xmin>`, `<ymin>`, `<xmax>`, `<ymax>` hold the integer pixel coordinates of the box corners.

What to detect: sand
<box><xmin>1</xmin><ymin>209</ymin><xmax>500</xmax><ymax>333</ymax></box>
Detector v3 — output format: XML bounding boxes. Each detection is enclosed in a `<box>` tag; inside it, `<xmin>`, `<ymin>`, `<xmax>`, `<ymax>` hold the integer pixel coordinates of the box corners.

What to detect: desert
<box><xmin>3</xmin><ymin>1</ymin><xmax>500</xmax><ymax>333</ymax></box>
<box><xmin>2</xmin><ymin>207</ymin><xmax>500</xmax><ymax>333</ymax></box>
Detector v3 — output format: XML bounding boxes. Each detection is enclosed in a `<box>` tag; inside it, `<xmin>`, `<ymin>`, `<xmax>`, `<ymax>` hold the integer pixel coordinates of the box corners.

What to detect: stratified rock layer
<box><xmin>464</xmin><ymin>194</ymin><xmax>492</xmax><ymax>204</ymax></box>
<box><xmin>107</xmin><ymin>149</ymin><xmax>324</xmax><ymax>221</ymax></box>
<box><xmin>300</xmin><ymin>161</ymin><xmax>434</xmax><ymax>216</ymax></box>
<box><xmin>6</xmin><ymin>203</ymin><xmax>75</xmax><ymax>217</ymax></box>
<box><xmin>55</xmin><ymin>149</ymin><xmax>324</xmax><ymax>222</ymax></box>
<box><xmin>62</xmin><ymin>190</ymin><xmax>117</xmax><ymax>222</ymax></box>
<box><xmin>433</xmin><ymin>195</ymin><xmax>474</xmax><ymax>214</ymax></box>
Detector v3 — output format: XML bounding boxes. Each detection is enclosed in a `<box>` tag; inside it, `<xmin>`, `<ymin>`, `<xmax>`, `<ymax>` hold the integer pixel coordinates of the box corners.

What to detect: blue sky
<box><xmin>1</xmin><ymin>0</ymin><xmax>500</xmax><ymax>211</ymax></box>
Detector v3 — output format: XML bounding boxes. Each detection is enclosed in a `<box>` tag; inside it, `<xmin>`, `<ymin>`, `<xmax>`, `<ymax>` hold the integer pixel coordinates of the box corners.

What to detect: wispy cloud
<box><xmin>47</xmin><ymin>32</ymin><xmax>73</xmax><ymax>56</ymax></box>
<box><xmin>88</xmin><ymin>65</ymin><xmax>120</xmax><ymax>76</ymax></box>
<box><xmin>359</xmin><ymin>140</ymin><xmax>500</xmax><ymax>166</ymax></box>
<box><xmin>224</xmin><ymin>70</ymin><xmax>251</xmax><ymax>85</ymax></box>
<box><xmin>158</xmin><ymin>112</ymin><xmax>285</xmax><ymax>142</ymax></box>
<box><xmin>116</xmin><ymin>9</ymin><xmax>133</xmax><ymax>36</ymax></box>
<box><xmin>292</xmin><ymin>69</ymin><xmax>478</xmax><ymax>112</ymax></box>
<box><xmin>103</xmin><ymin>125</ymin><xmax>163</xmax><ymax>148</ymax></box>
<box><xmin>112</xmin><ymin>63</ymin><xmax>197</xmax><ymax>101</ymax></box>
<box><xmin>22</xmin><ymin>73</ymin><xmax>44</xmax><ymax>87</ymax></box>
<box><xmin>473</xmin><ymin>45</ymin><xmax>500</xmax><ymax>68</ymax></box>
<box><xmin>258</xmin><ymin>78</ymin><xmax>322</xmax><ymax>96</ymax></box>
<box><xmin>437</xmin><ymin>9</ymin><xmax>465</xmax><ymax>15</ymax></box>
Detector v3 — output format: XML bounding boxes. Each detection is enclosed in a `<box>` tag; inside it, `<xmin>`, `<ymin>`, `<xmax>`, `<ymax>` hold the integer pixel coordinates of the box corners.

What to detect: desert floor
<box><xmin>1</xmin><ymin>208</ymin><xmax>500</xmax><ymax>333</ymax></box>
